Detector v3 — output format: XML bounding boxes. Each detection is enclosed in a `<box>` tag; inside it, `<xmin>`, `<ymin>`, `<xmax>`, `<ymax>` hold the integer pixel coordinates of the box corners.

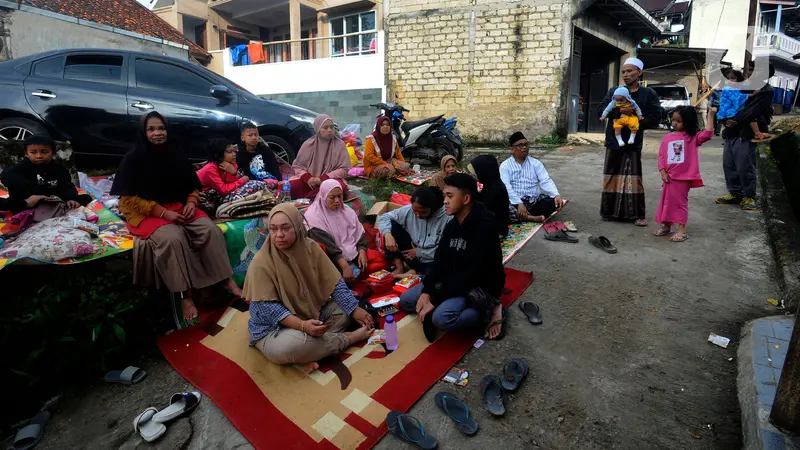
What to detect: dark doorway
<box><xmin>571</xmin><ymin>29</ymin><xmax>624</xmax><ymax>133</ymax></box>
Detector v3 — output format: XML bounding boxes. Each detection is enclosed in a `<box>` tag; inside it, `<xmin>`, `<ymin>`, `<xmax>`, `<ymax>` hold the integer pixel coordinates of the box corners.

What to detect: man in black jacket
<box><xmin>598</xmin><ymin>57</ymin><xmax>662</xmax><ymax>226</ymax></box>
<box><xmin>716</xmin><ymin>62</ymin><xmax>775</xmax><ymax>211</ymax></box>
<box><xmin>398</xmin><ymin>173</ymin><xmax>506</xmax><ymax>339</ymax></box>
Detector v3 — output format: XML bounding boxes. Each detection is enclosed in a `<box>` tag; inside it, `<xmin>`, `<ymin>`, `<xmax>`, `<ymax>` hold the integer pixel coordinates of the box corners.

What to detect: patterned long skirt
<box><xmin>600</xmin><ymin>149</ymin><xmax>646</xmax><ymax>220</ymax></box>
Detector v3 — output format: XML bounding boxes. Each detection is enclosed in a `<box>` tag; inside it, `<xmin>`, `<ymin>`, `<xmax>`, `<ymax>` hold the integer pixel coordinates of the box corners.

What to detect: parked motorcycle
<box><xmin>370</xmin><ymin>101</ymin><xmax>464</xmax><ymax>163</ymax></box>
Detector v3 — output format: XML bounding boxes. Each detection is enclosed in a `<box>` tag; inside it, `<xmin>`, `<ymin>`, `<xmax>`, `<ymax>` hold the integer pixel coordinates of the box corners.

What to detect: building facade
<box><xmin>385</xmin><ymin>0</ymin><xmax>659</xmax><ymax>142</ymax></box>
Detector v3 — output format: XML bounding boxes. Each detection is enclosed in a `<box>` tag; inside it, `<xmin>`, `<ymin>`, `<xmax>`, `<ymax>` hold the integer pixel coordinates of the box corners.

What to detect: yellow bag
<box><xmin>346</xmin><ymin>143</ymin><xmax>358</xmax><ymax>167</ymax></box>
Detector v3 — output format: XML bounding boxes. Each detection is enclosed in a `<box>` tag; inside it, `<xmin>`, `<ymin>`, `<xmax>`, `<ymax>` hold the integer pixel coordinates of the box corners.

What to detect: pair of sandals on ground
<box><xmin>386</xmin><ymin>358</ymin><xmax>530</xmax><ymax>449</ymax></box>
<box><xmin>106</xmin><ymin>366</ymin><xmax>202</xmax><ymax>443</ymax></box>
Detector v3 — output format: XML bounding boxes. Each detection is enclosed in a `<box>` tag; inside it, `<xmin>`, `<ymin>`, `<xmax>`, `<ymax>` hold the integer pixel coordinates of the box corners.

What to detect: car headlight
<box><xmin>290</xmin><ymin>114</ymin><xmax>315</xmax><ymax>125</ymax></box>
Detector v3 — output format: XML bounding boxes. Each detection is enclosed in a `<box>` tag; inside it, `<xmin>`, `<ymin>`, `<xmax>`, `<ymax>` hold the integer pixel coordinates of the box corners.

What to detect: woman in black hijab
<box><xmin>470</xmin><ymin>155</ymin><xmax>511</xmax><ymax>238</ymax></box>
<box><xmin>111</xmin><ymin>111</ymin><xmax>240</xmax><ymax>326</ymax></box>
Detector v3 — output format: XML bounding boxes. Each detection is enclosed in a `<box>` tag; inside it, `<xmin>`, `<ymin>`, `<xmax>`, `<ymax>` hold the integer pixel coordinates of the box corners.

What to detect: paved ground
<box><xmin>25</xmin><ymin>132</ymin><xmax>780</xmax><ymax>449</ymax></box>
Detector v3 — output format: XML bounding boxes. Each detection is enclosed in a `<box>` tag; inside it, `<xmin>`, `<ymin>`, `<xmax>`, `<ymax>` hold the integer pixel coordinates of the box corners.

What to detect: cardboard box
<box><xmin>366</xmin><ymin>201</ymin><xmax>403</xmax><ymax>216</ymax></box>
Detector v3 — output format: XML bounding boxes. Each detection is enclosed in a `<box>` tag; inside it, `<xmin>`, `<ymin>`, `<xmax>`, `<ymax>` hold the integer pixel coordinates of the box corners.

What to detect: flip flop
<box><xmin>634</xmin><ymin>219</ymin><xmax>648</xmax><ymax>227</ymax></box>
<box><xmin>563</xmin><ymin>221</ymin><xmax>578</xmax><ymax>232</ymax></box>
<box><xmin>8</xmin><ymin>411</ymin><xmax>49</xmax><ymax>450</ymax></box>
<box><xmin>519</xmin><ymin>301</ymin><xmax>542</xmax><ymax>325</ymax></box>
<box><xmin>652</xmin><ymin>227</ymin><xmax>671</xmax><ymax>237</ymax></box>
<box><xmin>480</xmin><ymin>376</ymin><xmax>506</xmax><ymax>417</ymax></box>
<box><xmin>669</xmin><ymin>233</ymin><xmax>688</xmax><ymax>242</ymax></box>
<box><xmin>104</xmin><ymin>366</ymin><xmax>147</xmax><ymax>385</ymax></box>
<box><xmin>434</xmin><ymin>392</ymin><xmax>479</xmax><ymax>435</ymax></box>
<box><xmin>501</xmin><ymin>358</ymin><xmax>530</xmax><ymax>392</ymax></box>
<box><xmin>551</xmin><ymin>221</ymin><xmax>568</xmax><ymax>232</ymax></box>
<box><xmin>543</xmin><ymin>222</ymin><xmax>559</xmax><ymax>233</ymax></box>
<box><xmin>588</xmin><ymin>235</ymin><xmax>617</xmax><ymax>254</ymax></box>
<box><xmin>133</xmin><ymin>407</ymin><xmax>166</xmax><ymax>443</ymax></box>
<box><xmin>485</xmin><ymin>308</ymin><xmax>507</xmax><ymax>340</ymax></box>
<box><xmin>386</xmin><ymin>411</ymin><xmax>439</xmax><ymax>449</ymax></box>
<box><xmin>544</xmin><ymin>230</ymin><xmax>579</xmax><ymax>243</ymax></box>
<box><xmin>152</xmin><ymin>392</ymin><xmax>202</xmax><ymax>423</ymax></box>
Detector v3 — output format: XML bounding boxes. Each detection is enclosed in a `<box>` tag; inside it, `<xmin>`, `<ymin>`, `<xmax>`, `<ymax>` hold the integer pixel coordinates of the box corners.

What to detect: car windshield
<box><xmin>651</xmin><ymin>86</ymin><xmax>688</xmax><ymax>100</ymax></box>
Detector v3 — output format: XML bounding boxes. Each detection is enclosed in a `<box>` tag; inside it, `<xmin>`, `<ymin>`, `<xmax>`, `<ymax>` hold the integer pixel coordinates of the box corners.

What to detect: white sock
<box><xmin>628</xmin><ymin>132</ymin><xmax>636</xmax><ymax>144</ymax></box>
<box><xmin>616</xmin><ymin>135</ymin><xmax>625</xmax><ymax>146</ymax></box>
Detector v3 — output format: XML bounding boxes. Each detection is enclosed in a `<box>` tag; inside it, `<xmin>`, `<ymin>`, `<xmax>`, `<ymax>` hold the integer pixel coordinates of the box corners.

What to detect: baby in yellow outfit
<box><xmin>600</xmin><ymin>86</ymin><xmax>645</xmax><ymax>146</ymax></box>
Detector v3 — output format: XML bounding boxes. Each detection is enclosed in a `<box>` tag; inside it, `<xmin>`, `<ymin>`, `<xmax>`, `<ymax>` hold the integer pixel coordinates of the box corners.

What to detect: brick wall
<box><xmin>261</xmin><ymin>89</ymin><xmax>383</xmax><ymax>141</ymax></box>
<box><xmin>0</xmin><ymin>8</ymin><xmax>10</xmax><ymax>62</ymax></box>
<box><xmin>387</xmin><ymin>0</ymin><xmax>573</xmax><ymax>144</ymax></box>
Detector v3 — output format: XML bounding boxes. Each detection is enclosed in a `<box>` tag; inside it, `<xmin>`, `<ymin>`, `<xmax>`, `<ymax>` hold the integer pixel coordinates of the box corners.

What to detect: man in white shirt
<box><xmin>499</xmin><ymin>131</ymin><xmax>563</xmax><ymax>222</ymax></box>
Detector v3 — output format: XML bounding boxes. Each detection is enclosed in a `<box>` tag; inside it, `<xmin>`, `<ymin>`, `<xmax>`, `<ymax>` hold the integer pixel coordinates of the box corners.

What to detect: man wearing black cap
<box><xmin>499</xmin><ymin>131</ymin><xmax>563</xmax><ymax>222</ymax></box>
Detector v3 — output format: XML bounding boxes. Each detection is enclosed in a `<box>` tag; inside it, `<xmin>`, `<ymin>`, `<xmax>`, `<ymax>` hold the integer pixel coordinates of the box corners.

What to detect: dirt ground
<box><xmin>20</xmin><ymin>132</ymin><xmax>780</xmax><ymax>450</ymax></box>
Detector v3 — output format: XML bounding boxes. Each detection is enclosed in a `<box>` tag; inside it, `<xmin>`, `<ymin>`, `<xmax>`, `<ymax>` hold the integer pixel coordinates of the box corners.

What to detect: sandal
<box><xmin>588</xmin><ymin>235</ymin><xmax>618</xmax><ymax>254</ymax></box>
<box><xmin>133</xmin><ymin>407</ymin><xmax>166</xmax><ymax>443</ymax></box>
<box><xmin>104</xmin><ymin>366</ymin><xmax>147</xmax><ymax>385</ymax></box>
<box><xmin>669</xmin><ymin>233</ymin><xmax>688</xmax><ymax>242</ymax></box>
<box><xmin>544</xmin><ymin>230</ymin><xmax>579</xmax><ymax>243</ymax></box>
<box><xmin>152</xmin><ymin>392</ymin><xmax>202</xmax><ymax>423</ymax></box>
<box><xmin>634</xmin><ymin>219</ymin><xmax>648</xmax><ymax>227</ymax></box>
<box><xmin>652</xmin><ymin>226</ymin><xmax>671</xmax><ymax>237</ymax></box>
<box><xmin>563</xmin><ymin>221</ymin><xmax>578</xmax><ymax>232</ymax></box>
<box><xmin>501</xmin><ymin>358</ymin><xmax>529</xmax><ymax>392</ymax></box>
<box><xmin>484</xmin><ymin>308</ymin><xmax>507</xmax><ymax>340</ymax></box>
<box><xmin>386</xmin><ymin>411</ymin><xmax>439</xmax><ymax>448</ymax></box>
<box><xmin>519</xmin><ymin>301</ymin><xmax>542</xmax><ymax>325</ymax></box>
<box><xmin>480</xmin><ymin>376</ymin><xmax>506</xmax><ymax>417</ymax></box>
<box><xmin>9</xmin><ymin>411</ymin><xmax>49</xmax><ymax>450</ymax></box>
<box><xmin>434</xmin><ymin>392</ymin><xmax>479</xmax><ymax>435</ymax></box>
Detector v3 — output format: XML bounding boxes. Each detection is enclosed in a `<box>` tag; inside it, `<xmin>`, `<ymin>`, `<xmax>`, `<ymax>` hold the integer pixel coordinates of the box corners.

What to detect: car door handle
<box><xmin>31</xmin><ymin>90</ymin><xmax>56</xmax><ymax>99</ymax></box>
<box><xmin>131</xmin><ymin>102</ymin><xmax>154</xmax><ymax>111</ymax></box>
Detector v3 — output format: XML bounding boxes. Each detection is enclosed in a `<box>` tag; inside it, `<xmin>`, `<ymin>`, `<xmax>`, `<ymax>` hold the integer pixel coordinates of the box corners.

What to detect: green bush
<box><xmin>0</xmin><ymin>259</ymin><xmax>154</xmax><ymax>427</ymax></box>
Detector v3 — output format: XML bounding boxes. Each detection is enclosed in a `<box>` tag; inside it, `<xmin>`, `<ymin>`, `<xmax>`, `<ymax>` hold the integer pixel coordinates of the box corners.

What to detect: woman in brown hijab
<box><xmin>244</xmin><ymin>203</ymin><xmax>373</xmax><ymax>373</ymax></box>
<box><xmin>428</xmin><ymin>155</ymin><xmax>460</xmax><ymax>189</ymax></box>
<box><xmin>289</xmin><ymin>114</ymin><xmax>351</xmax><ymax>199</ymax></box>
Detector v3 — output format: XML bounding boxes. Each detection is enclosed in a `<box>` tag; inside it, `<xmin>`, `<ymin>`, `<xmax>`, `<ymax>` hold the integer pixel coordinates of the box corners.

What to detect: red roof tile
<box><xmin>20</xmin><ymin>0</ymin><xmax>211</xmax><ymax>60</ymax></box>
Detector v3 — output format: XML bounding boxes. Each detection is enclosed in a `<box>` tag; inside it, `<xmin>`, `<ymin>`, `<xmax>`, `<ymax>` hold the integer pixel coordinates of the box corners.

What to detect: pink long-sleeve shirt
<box><xmin>658</xmin><ymin>129</ymin><xmax>712</xmax><ymax>188</ymax></box>
<box><xmin>196</xmin><ymin>162</ymin><xmax>248</xmax><ymax>195</ymax></box>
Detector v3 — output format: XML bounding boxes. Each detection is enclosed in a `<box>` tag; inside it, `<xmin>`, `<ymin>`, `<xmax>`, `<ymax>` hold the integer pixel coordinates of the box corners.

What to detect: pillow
<box><xmin>0</xmin><ymin>209</ymin><xmax>94</xmax><ymax>262</ymax></box>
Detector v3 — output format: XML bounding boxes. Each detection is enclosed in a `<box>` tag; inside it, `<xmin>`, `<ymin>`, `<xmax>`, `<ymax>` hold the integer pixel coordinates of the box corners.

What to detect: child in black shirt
<box><xmin>236</xmin><ymin>122</ymin><xmax>281</xmax><ymax>184</ymax></box>
<box><xmin>0</xmin><ymin>135</ymin><xmax>92</xmax><ymax>212</ymax></box>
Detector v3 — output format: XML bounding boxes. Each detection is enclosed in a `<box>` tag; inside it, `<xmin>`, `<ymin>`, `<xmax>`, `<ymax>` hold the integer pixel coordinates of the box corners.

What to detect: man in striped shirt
<box><xmin>499</xmin><ymin>132</ymin><xmax>563</xmax><ymax>222</ymax></box>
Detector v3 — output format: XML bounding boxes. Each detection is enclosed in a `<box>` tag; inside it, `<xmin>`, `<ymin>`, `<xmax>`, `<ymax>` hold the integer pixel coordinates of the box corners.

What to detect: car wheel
<box><xmin>0</xmin><ymin>118</ymin><xmax>48</xmax><ymax>141</ymax></box>
<box><xmin>261</xmin><ymin>135</ymin><xmax>296</xmax><ymax>163</ymax></box>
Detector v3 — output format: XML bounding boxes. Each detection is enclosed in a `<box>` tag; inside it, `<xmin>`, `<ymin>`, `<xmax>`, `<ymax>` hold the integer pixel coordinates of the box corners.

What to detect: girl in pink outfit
<box><xmin>197</xmin><ymin>139</ymin><xmax>249</xmax><ymax>195</ymax></box>
<box><xmin>654</xmin><ymin>106</ymin><xmax>715</xmax><ymax>242</ymax></box>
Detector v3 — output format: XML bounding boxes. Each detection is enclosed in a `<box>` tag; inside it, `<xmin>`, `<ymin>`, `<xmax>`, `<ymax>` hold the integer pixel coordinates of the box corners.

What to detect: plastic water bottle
<box><xmin>279</xmin><ymin>176</ymin><xmax>291</xmax><ymax>202</ymax></box>
<box><xmin>412</xmin><ymin>164</ymin><xmax>421</xmax><ymax>174</ymax></box>
<box><xmin>384</xmin><ymin>315</ymin><xmax>398</xmax><ymax>351</ymax></box>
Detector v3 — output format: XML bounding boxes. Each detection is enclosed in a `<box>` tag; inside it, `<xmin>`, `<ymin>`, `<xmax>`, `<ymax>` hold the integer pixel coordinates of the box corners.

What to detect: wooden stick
<box><xmin>693</xmin><ymin>80</ymin><xmax>722</xmax><ymax>107</ymax></box>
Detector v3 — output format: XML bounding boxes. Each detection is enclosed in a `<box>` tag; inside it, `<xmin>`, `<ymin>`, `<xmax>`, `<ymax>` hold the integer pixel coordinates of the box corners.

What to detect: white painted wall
<box><xmin>689</xmin><ymin>0</ymin><xmax>752</xmax><ymax>66</ymax></box>
<box><xmin>221</xmin><ymin>31</ymin><xmax>385</xmax><ymax>96</ymax></box>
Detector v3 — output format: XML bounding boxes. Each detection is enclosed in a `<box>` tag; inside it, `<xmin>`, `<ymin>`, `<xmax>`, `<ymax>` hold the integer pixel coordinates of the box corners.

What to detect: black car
<box><xmin>0</xmin><ymin>49</ymin><xmax>318</xmax><ymax>162</ymax></box>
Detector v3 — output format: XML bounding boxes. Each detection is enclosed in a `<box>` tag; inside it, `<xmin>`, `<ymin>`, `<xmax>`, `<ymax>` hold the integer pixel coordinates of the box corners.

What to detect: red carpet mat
<box><xmin>157</xmin><ymin>268</ymin><xmax>532</xmax><ymax>449</ymax></box>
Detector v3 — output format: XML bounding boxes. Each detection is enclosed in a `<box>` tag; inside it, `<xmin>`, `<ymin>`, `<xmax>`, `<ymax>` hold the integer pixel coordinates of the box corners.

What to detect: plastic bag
<box><xmin>78</xmin><ymin>172</ymin><xmax>113</xmax><ymax>199</ymax></box>
<box><xmin>341</xmin><ymin>124</ymin><xmax>362</xmax><ymax>147</ymax></box>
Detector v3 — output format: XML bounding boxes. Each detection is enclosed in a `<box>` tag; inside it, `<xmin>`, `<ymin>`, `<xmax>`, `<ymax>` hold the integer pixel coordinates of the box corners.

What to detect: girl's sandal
<box><xmin>653</xmin><ymin>227</ymin><xmax>671</xmax><ymax>237</ymax></box>
<box><xmin>669</xmin><ymin>233</ymin><xmax>688</xmax><ymax>242</ymax></box>
<box><xmin>634</xmin><ymin>219</ymin><xmax>648</xmax><ymax>227</ymax></box>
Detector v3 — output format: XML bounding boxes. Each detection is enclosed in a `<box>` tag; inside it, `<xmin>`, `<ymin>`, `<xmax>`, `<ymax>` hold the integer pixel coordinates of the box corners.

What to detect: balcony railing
<box><xmin>217</xmin><ymin>31</ymin><xmax>385</xmax><ymax>97</ymax></box>
<box><xmin>755</xmin><ymin>32</ymin><xmax>800</xmax><ymax>60</ymax></box>
<box><xmin>231</xmin><ymin>31</ymin><xmax>378</xmax><ymax>66</ymax></box>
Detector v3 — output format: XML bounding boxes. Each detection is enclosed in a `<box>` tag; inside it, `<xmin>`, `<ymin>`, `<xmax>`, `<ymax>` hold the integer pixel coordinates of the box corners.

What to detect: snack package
<box><xmin>368</xmin><ymin>269</ymin><xmax>393</xmax><ymax>281</ymax></box>
<box><xmin>368</xmin><ymin>329</ymin><xmax>386</xmax><ymax>345</ymax></box>
<box><xmin>395</xmin><ymin>275</ymin><xmax>421</xmax><ymax>289</ymax></box>
<box><xmin>442</xmin><ymin>367</ymin><xmax>469</xmax><ymax>386</ymax></box>
<box><xmin>369</xmin><ymin>294</ymin><xmax>400</xmax><ymax>309</ymax></box>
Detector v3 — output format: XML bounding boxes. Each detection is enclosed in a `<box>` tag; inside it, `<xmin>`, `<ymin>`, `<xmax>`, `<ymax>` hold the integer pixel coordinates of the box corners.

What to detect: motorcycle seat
<box><xmin>401</xmin><ymin>115</ymin><xmax>444</xmax><ymax>132</ymax></box>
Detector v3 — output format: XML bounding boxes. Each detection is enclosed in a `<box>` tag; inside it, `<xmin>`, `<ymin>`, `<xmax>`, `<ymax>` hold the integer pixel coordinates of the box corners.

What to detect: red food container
<box><xmin>367</xmin><ymin>276</ymin><xmax>394</xmax><ymax>294</ymax></box>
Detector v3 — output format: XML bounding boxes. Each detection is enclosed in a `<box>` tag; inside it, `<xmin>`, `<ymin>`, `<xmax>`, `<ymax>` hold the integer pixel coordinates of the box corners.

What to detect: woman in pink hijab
<box><xmin>305</xmin><ymin>179</ymin><xmax>368</xmax><ymax>284</ymax></box>
<box><xmin>290</xmin><ymin>114</ymin><xmax>351</xmax><ymax>199</ymax></box>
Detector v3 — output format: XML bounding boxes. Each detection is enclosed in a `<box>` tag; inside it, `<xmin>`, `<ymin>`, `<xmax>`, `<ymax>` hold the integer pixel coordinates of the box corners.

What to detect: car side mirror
<box><xmin>689</xmin><ymin>93</ymin><xmax>693</xmax><ymax>98</ymax></box>
<box><xmin>210</xmin><ymin>85</ymin><xmax>232</xmax><ymax>99</ymax></box>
